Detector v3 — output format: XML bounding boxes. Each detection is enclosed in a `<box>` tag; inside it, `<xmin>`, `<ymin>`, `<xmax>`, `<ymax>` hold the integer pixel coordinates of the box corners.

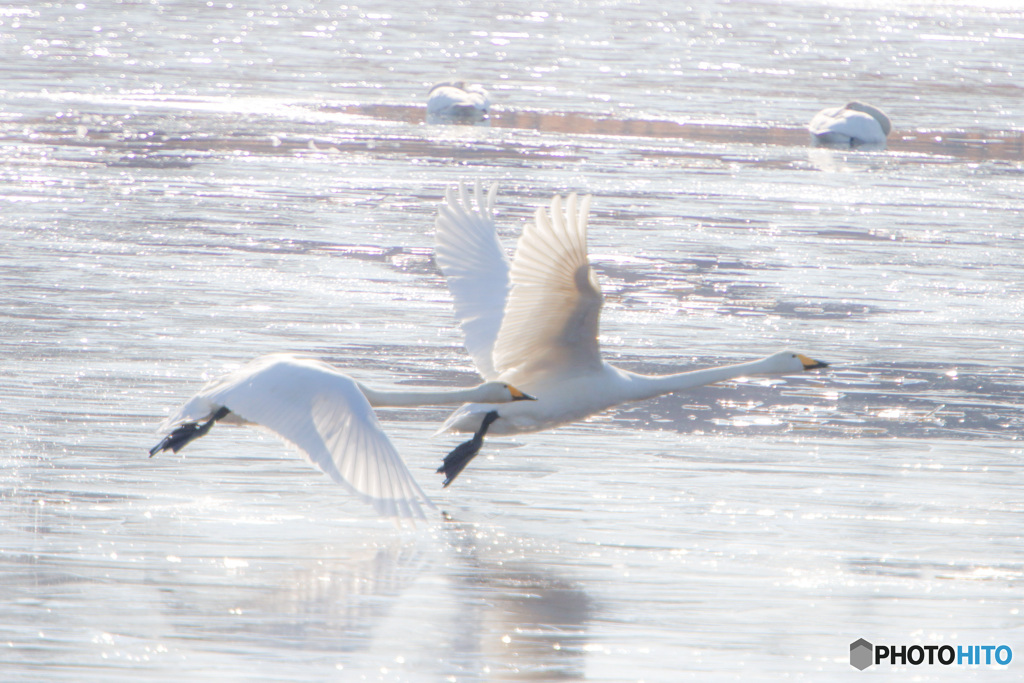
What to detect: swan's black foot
<box><xmin>437</xmin><ymin>438</ymin><xmax>483</xmax><ymax>488</ymax></box>
<box><xmin>437</xmin><ymin>410</ymin><xmax>500</xmax><ymax>488</ymax></box>
<box><xmin>149</xmin><ymin>406</ymin><xmax>230</xmax><ymax>457</ymax></box>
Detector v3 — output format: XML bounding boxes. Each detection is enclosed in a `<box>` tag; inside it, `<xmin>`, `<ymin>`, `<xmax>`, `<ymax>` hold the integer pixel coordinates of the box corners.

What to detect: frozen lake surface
<box><xmin>2</xmin><ymin>0</ymin><xmax>1023</xmax><ymax>680</ymax></box>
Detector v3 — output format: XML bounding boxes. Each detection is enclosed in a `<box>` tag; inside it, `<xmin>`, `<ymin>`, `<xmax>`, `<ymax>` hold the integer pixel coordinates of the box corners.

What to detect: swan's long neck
<box><xmin>619</xmin><ymin>357</ymin><xmax>780</xmax><ymax>403</ymax></box>
<box><xmin>357</xmin><ymin>383</ymin><xmax>487</xmax><ymax>408</ymax></box>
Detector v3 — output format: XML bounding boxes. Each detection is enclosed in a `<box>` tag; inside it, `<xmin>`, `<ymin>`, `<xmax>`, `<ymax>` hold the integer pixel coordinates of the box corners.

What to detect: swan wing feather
<box><xmin>493</xmin><ymin>192</ymin><xmax>604</xmax><ymax>380</ymax></box>
<box><xmin>161</xmin><ymin>355</ymin><xmax>434</xmax><ymax>519</ymax></box>
<box><xmin>434</xmin><ymin>181</ymin><xmax>510</xmax><ymax>379</ymax></box>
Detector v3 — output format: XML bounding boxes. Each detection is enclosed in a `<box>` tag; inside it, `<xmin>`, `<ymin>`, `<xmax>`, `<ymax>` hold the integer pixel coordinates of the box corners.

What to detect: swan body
<box><xmin>426</xmin><ymin>81</ymin><xmax>491</xmax><ymax>125</ymax></box>
<box><xmin>434</xmin><ymin>183</ymin><xmax>828</xmax><ymax>447</ymax></box>
<box><xmin>151</xmin><ymin>353</ymin><xmax>532</xmax><ymax>519</ymax></box>
<box><xmin>439</xmin><ymin>351</ymin><xmax>822</xmax><ymax>435</ymax></box>
<box><xmin>808</xmin><ymin>101</ymin><xmax>891</xmax><ymax>149</ymax></box>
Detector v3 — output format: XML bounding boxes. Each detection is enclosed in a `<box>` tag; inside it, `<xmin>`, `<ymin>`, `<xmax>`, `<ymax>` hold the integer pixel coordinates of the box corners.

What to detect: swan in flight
<box><xmin>808</xmin><ymin>101</ymin><xmax>891</xmax><ymax>149</ymax></box>
<box><xmin>432</xmin><ymin>183</ymin><xmax>829</xmax><ymax>485</ymax></box>
<box><xmin>149</xmin><ymin>353</ymin><xmax>534</xmax><ymax>519</ymax></box>
<box><xmin>426</xmin><ymin>81</ymin><xmax>491</xmax><ymax>125</ymax></box>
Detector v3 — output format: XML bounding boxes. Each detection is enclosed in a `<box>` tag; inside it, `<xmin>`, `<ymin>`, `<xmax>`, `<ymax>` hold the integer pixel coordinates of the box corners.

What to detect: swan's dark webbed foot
<box><xmin>437</xmin><ymin>410</ymin><xmax>500</xmax><ymax>488</ymax></box>
<box><xmin>149</xmin><ymin>406</ymin><xmax>231</xmax><ymax>457</ymax></box>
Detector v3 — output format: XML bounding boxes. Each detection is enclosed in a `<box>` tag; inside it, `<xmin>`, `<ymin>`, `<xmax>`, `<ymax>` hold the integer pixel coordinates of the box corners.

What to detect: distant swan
<box><xmin>150</xmin><ymin>353</ymin><xmax>533</xmax><ymax>519</ymax></box>
<box><xmin>432</xmin><ymin>183</ymin><xmax>829</xmax><ymax>485</ymax></box>
<box><xmin>426</xmin><ymin>81</ymin><xmax>491</xmax><ymax>125</ymax></box>
<box><xmin>808</xmin><ymin>101</ymin><xmax>891</xmax><ymax>149</ymax></box>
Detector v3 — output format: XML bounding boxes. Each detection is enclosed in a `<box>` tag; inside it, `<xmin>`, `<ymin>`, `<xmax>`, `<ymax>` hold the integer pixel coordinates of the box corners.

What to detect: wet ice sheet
<box><xmin>5</xmin><ymin>435</ymin><xmax>1022</xmax><ymax>680</ymax></box>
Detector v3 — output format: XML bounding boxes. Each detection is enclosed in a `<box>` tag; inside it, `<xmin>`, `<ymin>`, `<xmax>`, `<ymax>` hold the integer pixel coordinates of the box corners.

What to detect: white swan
<box><xmin>150</xmin><ymin>353</ymin><xmax>534</xmax><ymax>519</ymax></box>
<box><xmin>808</xmin><ymin>101</ymin><xmax>891</xmax><ymax>149</ymax></box>
<box><xmin>426</xmin><ymin>81</ymin><xmax>491</xmax><ymax>125</ymax></box>
<box><xmin>432</xmin><ymin>183</ymin><xmax>829</xmax><ymax>485</ymax></box>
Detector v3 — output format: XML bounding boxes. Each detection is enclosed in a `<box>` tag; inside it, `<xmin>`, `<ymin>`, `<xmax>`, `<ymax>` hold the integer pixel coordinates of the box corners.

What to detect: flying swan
<box><xmin>432</xmin><ymin>183</ymin><xmax>829</xmax><ymax>485</ymax></box>
<box><xmin>426</xmin><ymin>81</ymin><xmax>491</xmax><ymax>125</ymax></box>
<box><xmin>149</xmin><ymin>353</ymin><xmax>533</xmax><ymax>519</ymax></box>
<box><xmin>808</xmin><ymin>101</ymin><xmax>892</xmax><ymax>149</ymax></box>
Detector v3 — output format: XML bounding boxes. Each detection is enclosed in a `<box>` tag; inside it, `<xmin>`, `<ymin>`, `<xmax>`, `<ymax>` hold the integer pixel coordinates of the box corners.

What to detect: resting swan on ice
<box><xmin>426</xmin><ymin>81</ymin><xmax>491</xmax><ymax>125</ymax></box>
<box><xmin>808</xmin><ymin>101</ymin><xmax>891</xmax><ymax>149</ymax></box>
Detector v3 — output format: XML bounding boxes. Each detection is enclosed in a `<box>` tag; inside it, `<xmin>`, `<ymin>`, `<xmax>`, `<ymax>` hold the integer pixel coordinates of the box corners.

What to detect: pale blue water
<box><xmin>1</xmin><ymin>0</ymin><xmax>1023</xmax><ymax>680</ymax></box>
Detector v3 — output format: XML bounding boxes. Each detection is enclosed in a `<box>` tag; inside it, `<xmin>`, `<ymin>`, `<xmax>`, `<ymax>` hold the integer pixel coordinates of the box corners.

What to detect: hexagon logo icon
<box><xmin>850</xmin><ymin>638</ymin><xmax>873</xmax><ymax>670</ymax></box>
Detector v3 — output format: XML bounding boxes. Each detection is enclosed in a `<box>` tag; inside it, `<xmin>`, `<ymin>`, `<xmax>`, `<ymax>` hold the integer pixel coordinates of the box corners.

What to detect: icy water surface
<box><xmin>2</xmin><ymin>0</ymin><xmax>1023</xmax><ymax>680</ymax></box>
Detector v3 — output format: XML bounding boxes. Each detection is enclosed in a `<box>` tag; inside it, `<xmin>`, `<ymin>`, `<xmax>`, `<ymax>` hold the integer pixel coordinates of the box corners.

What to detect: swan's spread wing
<box><xmin>493</xmin><ymin>193</ymin><xmax>604</xmax><ymax>380</ymax></box>
<box><xmin>435</xmin><ymin>181</ymin><xmax>510</xmax><ymax>379</ymax></box>
<box><xmin>164</xmin><ymin>355</ymin><xmax>434</xmax><ymax>519</ymax></box>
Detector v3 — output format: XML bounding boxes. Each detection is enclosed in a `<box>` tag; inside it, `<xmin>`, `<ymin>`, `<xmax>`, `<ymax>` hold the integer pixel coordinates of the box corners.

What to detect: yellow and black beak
<box><xmin>797</xmin><ymin>354</ymin><xmax>829</xmax><ymax>371</ymax></box>
<box><xmin>508</xmin><ymin>385</ymin><xmax>537</xmax><ymax>401</ymax></box>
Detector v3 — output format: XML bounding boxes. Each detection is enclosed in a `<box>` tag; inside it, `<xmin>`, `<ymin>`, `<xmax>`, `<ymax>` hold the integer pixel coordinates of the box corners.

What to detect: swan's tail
<box><xmin>149</xmin><ymin>406</ymin><xmax>230</xmax><ymax>456</ymax></box>
<box><xmin>433</xmin><ymin>402</ymin><xmax>489</xmax><ymax>436</ymax></box>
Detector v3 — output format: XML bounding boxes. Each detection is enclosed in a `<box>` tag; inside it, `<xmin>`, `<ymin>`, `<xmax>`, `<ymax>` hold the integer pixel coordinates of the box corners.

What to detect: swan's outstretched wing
<box><xmin>492</xmin><ymin>192</ymin><xmax>604</xmax><ymax>380</ymax></box>
<box><xmin>159</xmin><ymin>355</ymin><xmax>434</xmax><ymax>520</ymax></box>
<box><xmin>434</xmin><ymin>181</ymin><xmax>510</xmax><ymax>379</ymax></box>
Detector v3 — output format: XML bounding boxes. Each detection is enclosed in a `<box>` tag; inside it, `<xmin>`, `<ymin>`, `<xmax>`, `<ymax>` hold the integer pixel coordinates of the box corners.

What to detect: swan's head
<box><xmin>476</xmin><ymin>381</ymin><xmax>537</xmax><ymax>403</ymax></box>
<box><xmin>761</xmin><ymin>351</ymin><xmax>830</xmax><ymax>374</ymax></box>
<box><xmin>844</xmin><ymin>101</ymin><xmax>892</xmax><ymax>136</ymax></box>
